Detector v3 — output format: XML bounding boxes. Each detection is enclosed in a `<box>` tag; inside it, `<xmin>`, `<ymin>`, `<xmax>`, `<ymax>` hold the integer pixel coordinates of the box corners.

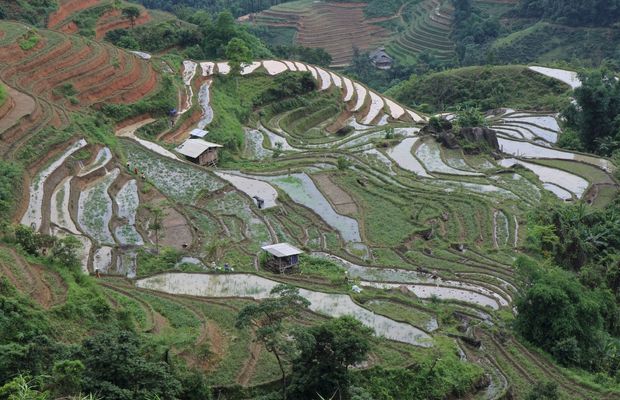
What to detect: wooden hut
<box><xmin>175</xmin><ymin>138</ymin><xmax>222</xmax><ymax>167</ymax></box>
<box><xmin>369</xmin><ymin>47</ymin><xmax>393</xmax><ymax>70</ymax></box>
<box><xmin>261</xmin><ymin>243</ymin><xmax>303</xmax><ymax>274</ymax></box>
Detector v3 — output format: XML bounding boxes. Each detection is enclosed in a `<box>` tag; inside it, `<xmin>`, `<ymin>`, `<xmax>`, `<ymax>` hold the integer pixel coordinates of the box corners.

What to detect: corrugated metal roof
<box><xmin>175</xmin><ymin>139</ymin><xmax>222</xmax><ymax>158</ymax></box>
<box><xmin>190</xmin><ymin>128</ymin><xmax>208</xmax><ymax>138</ymax></box>
<box><xmin>261</xmin><ymin>243</ymin><xmax>304</xmax><ymax>257</ymax></box>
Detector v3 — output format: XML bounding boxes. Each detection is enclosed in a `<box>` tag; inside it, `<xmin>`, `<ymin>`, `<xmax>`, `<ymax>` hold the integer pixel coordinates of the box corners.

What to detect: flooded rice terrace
<box><xmin>136</xmin><ymin>272</ymin><xmax>432</xmax><ymax>346</ymax></box>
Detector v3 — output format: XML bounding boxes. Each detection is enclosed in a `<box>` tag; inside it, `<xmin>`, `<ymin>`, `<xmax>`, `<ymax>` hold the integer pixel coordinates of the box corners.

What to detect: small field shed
<box><xmin>175</xmin><ymin>139</ymin><xmax>222</xmax><ymax>166</ymax></box>
<box><xmin>262</xmin><ymin>243</ymin><xmax>303</xmax><ymax>273</ymax></box>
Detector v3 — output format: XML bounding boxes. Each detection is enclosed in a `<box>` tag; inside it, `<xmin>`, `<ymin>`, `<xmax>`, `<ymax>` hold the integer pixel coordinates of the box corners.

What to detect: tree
<box><xmin>288</xmin><ymin>316</ymin><xmax>373</xmax><ymax>400</ymax></box>
<box><xmin>122</xmin><ymin>6</ymin><xmax>141</xmax><ymax>29</ymax></box>
<box><xmin>525</xmin><ymin>380</ymin><xmax>560</xmax><ymax>400</ymax></box>
<box><xmin>567</xmin><ymin>69</ymin><xmax>620</xmax><ymax>155</ymax></box>
<box><xmin>80</xmin><ymin>330</ymin><xmax>181</xmax><ymax>399</ymax></box>
<box><xmin>50</xmin><ymin>360</ymin><xmax>84</xmax><ymax>398</ymax></box>
<box><xmin>225</xmin><ymin>38</ymin><xmax>252</xmax><ymax>76</ymax></box>
<box><xmin>236</xmin><ymin>285</ymin><xmax>310</xmax><ymax>399</ymax></box>
<box><xmin>514</xmin><ymin>260</ymin><xmax>608</xmax><ymax>368</ymax></box>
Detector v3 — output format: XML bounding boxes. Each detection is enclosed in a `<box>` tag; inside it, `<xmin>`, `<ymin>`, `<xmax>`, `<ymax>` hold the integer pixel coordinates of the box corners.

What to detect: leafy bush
<box><xmin>0</xmin><ymin>161</ymin><xmax>22</xmax><ymax>220</ymax></box>
<box><xmin>19</xmin><ymin>30</ymin><xmax>40</xmax><ymax>50</ymax></box>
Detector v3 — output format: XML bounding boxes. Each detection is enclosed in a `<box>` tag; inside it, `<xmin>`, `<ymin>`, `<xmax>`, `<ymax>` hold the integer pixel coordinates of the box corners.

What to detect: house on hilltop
<box><xmin>175</xmin><ymin>138</ymin><xmax>222</xmax><ymax>167</ymax></box>
<box><xmin>369</xmin><ymin>47</ymin><xmax>393</xmax><ymax>70</ymax></box>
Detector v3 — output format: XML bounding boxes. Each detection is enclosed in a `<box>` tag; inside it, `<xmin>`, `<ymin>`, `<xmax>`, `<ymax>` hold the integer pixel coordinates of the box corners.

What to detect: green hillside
<box><xmin>0</xmin><ymin>1</ymin><xmax>620</xmax><ymax>399</ymax></box>
<box><xmin>387</xmin><ymin>65</ymin><xmax>572</xmax><ymax>113</ymax></box>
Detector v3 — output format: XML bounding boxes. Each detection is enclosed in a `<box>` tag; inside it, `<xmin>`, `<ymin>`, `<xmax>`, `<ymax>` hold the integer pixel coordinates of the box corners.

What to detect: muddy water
<box><xmin>543</xmin><ymin>183</ymin><xmax>572</xmax><ymax>200</ymax></box>
<box><xmin>314</xmin><ymin>253</ymin><xmax>508</xmax><ymax>309</ymax></box>
<box><xmin>500</xmin><ymin>159</ymin><xmax>588</xmax><ymax>198</ymax></box>
<box><xmin>352</xmin><ymin>82</ymin><xmax>367</xmax><ymax>112</ymax></box>
<box><xmin>362</xmin><ymin>91</ymin><xmax>384</xmax><ymax>124</ymax></box>
<box><xmin>77</xmin><ymin>168</ymin><xmax>119</xmax><ymax>245</ymax></box>
<box><xmin>78</xmin><ymin>147</ymin><xmax>112</xmax><ymax>176</ymax></box>
<box><xmin>386</xmin><ymin>137</ymin><xmax>432</xmax><ymax>177</ymax></box>
<box><xmin>22</xmin><ymin>139</ymin><xmax>87</xmax><ymax>231</ymax></box>
<box><xmin>214</xmin><ymin>171</ymin><xmax>278</xmax><ymax>209</ymax></box>
<box><xmin>416</xmin><ymin>141</ymin><xmax>483</xmax><ymax>176</ymax></box>
<box><xmin>136</xmin><ymin>272</ymin><xmax>433</xmax><ymax>347</ymax></box>
<box><xmin>528</xmin><ymin>66</ymin><xmax>581</xmax><ymax>89</ymax></box>
<box><xmin>260</xmin><ymin>124</ymin><xmax>299</xmax><ymax>151</ymax></box>
<box><xmin>499</xmin><ymin>138</ymin><xmax>612</xmax><ymax>171</ymax></box>
<box><xmin>50</xmin><ymin>177</ymin><xmax>80</xmax><ymax>235</ymax></box>
<box><xmin>197</xmin><ymin>82</ymin><xmax>213</xmax><ymax>129</ymax></box>
<box><xmin>243</xmin><ymin>129</ymin><xmax>272</xmax><ymax>159</ymax></box>
<box><xmin>254</xmin><ymin>173</ymin><xmax>362</xmax><ymax>242</ymax></box>
<box><xmin>385</xmin><ymin>99</ymin><xmax>405</xmax><ymax>119</ymax></box>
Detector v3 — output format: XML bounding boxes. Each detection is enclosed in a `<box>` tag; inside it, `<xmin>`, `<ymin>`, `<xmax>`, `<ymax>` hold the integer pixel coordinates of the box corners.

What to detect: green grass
<box><xmin>19</xmin><ymin>29</ymin><xmax>40</xmax><ymax>50</ymax></box>
<box><xmin>0</xmin><ymin>83</ymin><xmax>7</xmax><ymax>107</ymax></box>
<box><xmin>387</xmin><ymin>65</ymin><xmax>572</xmax><ymax>113</ymax></box>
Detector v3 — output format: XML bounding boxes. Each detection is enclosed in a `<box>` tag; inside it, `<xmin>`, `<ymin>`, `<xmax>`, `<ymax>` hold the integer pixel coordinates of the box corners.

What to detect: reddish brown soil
<box><xmin>160</xmin><ymin>110</ymin><xmax>201</xmax><ymax>143</ymax></box>
<box><xmin>0</xmin><ymin>86</ymin><xmax>36</xmax><ymax>134</ymax></box>
<box><xmin>95</xmin><ymin>9</ymin><xmax>151</xmax><ymax>40</ymax></box>
<box><xmin>312</xmin><ymin>174</ymin><xmax>358</xmax><ymax>215</ymax></box>
<box><xmin>60</xmin><ymin>21</ymin><xmax>78</xmax><ymax>34</ymax></box>
<box><xmin>48</xmin><ymin>0</ymin><xmax>101</xmax><ymax>28</ymax></box>
<box><xmin>0</xmin><ymin>246</ymin><xmax>67</xmax><ymax>308</ymax></box>
<box><xmin>237</xmin><ymin>339</ymin><xmax>262</xmax><ymax>386</ymax></box>
<box><xmin>257</xmin><ymin>2</ymin><xmax>391</xmax><ymax>66</ymax></box>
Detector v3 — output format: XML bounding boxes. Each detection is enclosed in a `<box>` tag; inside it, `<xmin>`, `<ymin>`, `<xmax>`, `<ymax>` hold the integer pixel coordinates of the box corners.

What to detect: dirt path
<box><xmin>0</xmin><ymin>246</ymin><xmax>65</xmax><ymax>308</ymax></box>
<box><xmin>312</xmin><ymin>174</ymin><xmax>358</xmax><ymax>215</ymax></box>
<box><xmin>237</xmin><ymin>339</ymin><xmax>262</xmax><ymax>386</ymax></box>
<box><xmin>0</xmin><ymin>85</ymin><xmax>35</xmax><ymax>134</ymax></box>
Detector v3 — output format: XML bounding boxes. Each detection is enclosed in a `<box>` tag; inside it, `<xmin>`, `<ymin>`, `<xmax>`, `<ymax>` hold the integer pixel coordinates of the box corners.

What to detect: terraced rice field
<box><xmin>253</xmin><ymin>0</ymin><xmax>456</xmax><ymax>66</ymax></box>
<box><xmin>5</xmin><ymin>24</ymin><xmax>619</xmax><ymax>395</ymax></box>
<box><xmin>0</xmin><ymin>21</ymin><xmax>159</xmax><ymax>160</ymax></box>
<box><xmin>387</xmin><ymin>0</ymin><xmax>456</xmax><ymax>63</ymax></box>
<box><xmin>48</xmin><ymin>0</ymin><xmax>154</xmax><ymax>38</ymax></box>
<box><xmin>253</xmin><ymin>0</ymin><xmax>392</xmax><ymax>67</ymax></box>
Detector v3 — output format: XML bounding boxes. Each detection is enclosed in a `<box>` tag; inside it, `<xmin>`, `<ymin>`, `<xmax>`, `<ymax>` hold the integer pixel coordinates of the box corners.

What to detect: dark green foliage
<box><xmin>80</xmin><ymin>330</ymin><xmax>182</xmax><ymax>399</ymax></box>
<box><xmin>226</xmin><ymin>37</ymin><xmax>252</xmax><ymax>75</ymax></box>
<box><xmin>0</xmin><ymin>0</ymin><xmax>56</xmax><ymax>27</ymax></box>
<box><xmin>270</xmin><ymin>45</ymin><xmax>333</xmax><ymax>67</ymax></box>
<box><xmin>515</xmin><ymin>260</ymin><xmax>612</xmax><ymax>368</ymax></box>
<box><xmin>130</xmin><ymin>0</ymin><xmax>292</xmax><ymax>18</ymax></box>
<box><xmin>237</xmin><ymin>284</ymin><xmax>310</xmax><ymax>399</ymax></box>
<box><xmin>122</xmin><ymin>6</ymin><xmax>142</xmax><ymax>28</ymax></box>
<box><xmin>563</xmin><ymin>69</ymin><xmax>620</xmax><ymax>155</ymax></box>
<box><xmin>387</xmin><ymin>65</ymin><xmax>570</xmax><ymax>113</ymax></box>
<box><xmin>453</xmin><ymin>106</ymin><xmax>486</xmax><ymax>128</ymax></box>
<box><xmin>451</xmin><ymin>0</ymin><xmax>500</xmax><ymax>65</ymax></box>
<box><xmin>255</xmin><ymin>72</ymin><xmax>316</xmax><ymax>106</ymax></box>
<box><xmin>525</xmin><ymin>380</ymin><xmax>560</xmax><ymax>400</ymax></box>
<box><xmin>344</xmin><ymin>48</ymin><xmax>421</xmax><ymax>93</ymax></box>
<box><xmin>351</xmin><ymin>358</ymin><xmax>484</xmax><ymax>400</ymax></box>
<box><xmin>101</xmin><ymin>76</ymin><xmax>176</xmax><ymax>122</ymax></box>
<box><xmin>518</xmin><ymin>0</ymin><xmax>620</xmax><ymax>27</ymax></box>
<box><xmin>288</xmin><ymin>316</ymin><xmax>373</xmax><ymax>400</ymax></box>
<box><xmin>0</xmin><ymin>161</ymin><xmax>22</xmax><ymax>220</ymax></box>
<box><xmin>106</xmin><ymin>21</ymin><xmax>203</xmax><ymax>53</ymax></box>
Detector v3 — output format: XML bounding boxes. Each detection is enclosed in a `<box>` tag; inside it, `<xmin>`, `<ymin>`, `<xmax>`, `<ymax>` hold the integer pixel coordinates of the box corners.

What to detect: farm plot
<box><xmin>136</xmin><ymin>272</ymin><xmax>433</xmax><ymax>347</ymax></box>
<box><xmin>21</xmin><ymin>139</ymin><xmax>87</xmax><ymax>231</ymax></box>
<box><xmin>77</xmin><ymin>168</ymin><xmax>119</xmax><ymax>245</ymax></box>
<box><xmin>122</xmin><ymin>140</ymin><xmax>224</xmax><ymax>202</ymax></box>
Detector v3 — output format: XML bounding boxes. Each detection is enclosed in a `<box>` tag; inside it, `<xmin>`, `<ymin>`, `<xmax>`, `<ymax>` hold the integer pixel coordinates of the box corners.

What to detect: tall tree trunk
<box><xmin>273</xmin><ymin>350</ymin><xmax>287</xmax><ymax>399</ymax></box>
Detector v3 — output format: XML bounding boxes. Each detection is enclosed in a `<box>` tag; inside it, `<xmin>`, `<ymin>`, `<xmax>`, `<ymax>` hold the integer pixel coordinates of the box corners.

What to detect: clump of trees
<box><xmin>518</xmin><ymin>0</ymin><xmax>620</xmax><ymax>27</ymax></box>
<box><xmin>562</xmin><ymin>69</ymin><xmax>620</xmax><ymax>156</ymax></box>
<box><xmin>236</xmin><ymin>285</ymin><xmax>373</xmax><ymax>400</ymax></box>
<box><xmin>451</xmin><ymin>0</ymin><xmax>500</xmax><ymax>65</ymax></box>
<box><xmin>517</xmin><ymin>199</ymin><xmax>620</xmax><ymax>375</ymax></box>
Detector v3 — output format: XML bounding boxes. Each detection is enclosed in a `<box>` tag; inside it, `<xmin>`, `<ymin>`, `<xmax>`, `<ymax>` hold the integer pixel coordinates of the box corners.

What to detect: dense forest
<box><xmin>518</xmin><ymin>0</ymin><xmax>620</xmax><ymax>26</ymax></box>
<box><xmin>129</xmin><ymin>0</ymin><xmax>291</xmax><ymax>17</ymax></box>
